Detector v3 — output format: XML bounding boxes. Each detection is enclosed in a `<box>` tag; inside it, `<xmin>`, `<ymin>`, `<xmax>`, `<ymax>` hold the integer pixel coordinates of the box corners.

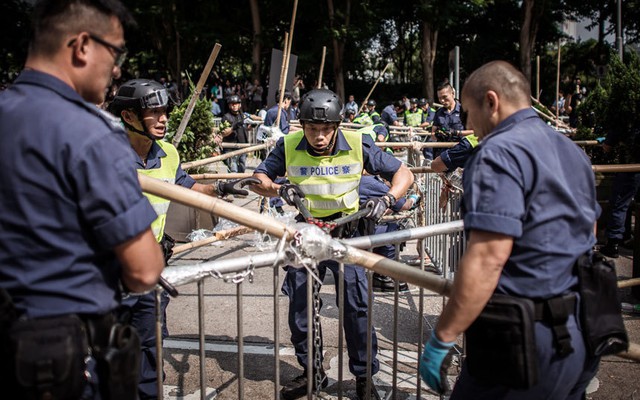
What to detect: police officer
<box><xmin>221</xmin><ymin>94</ymin><xmax>250</xmax><ymax>173</ymax></box>
<box><xmin>380</xmin><ymin>100</ymin><xmax>405</xmax><ymax>126</ymax></box>
<box><xmin>430</xmin><ymin>134</ymin><xmax>479</xmax><ymax>174</ymax></box>
<box><xmin>404</xmin><ymin>98</ymin><xmax>423</xmax><ymax>128</ymax></box>
<box><xmin>109</xmin><ymin>79</ymin><xmax>259</xmax><ymax>399</ymax></box>
<box><xmin>359</xmin><ymin>175</ymin><xmax>418</xmax><ymax>292</ymax></box>
<box><xmin>418</xmin><ymin>98</ymin><xmax>435</xmax><ymax>128</ymax></box>
<box><xmin>419</xmin><ymin>61</ymin><xmax>600</xmax><ymax>399</ymax></box>
<box><xmin>252</xmin><ymin>89</ymin><xmax>414</xmax><ymax>400</ymax></box>
<box><xmin>423</xmin><ymin>81</ymin><xmax>470</xmax><ymax>163</ymax></box>
<box><xmin>353</xmin><ymin>99</ymin><xmax>381</xmax><ymax>126</ymax></box>
<box><xmin>0</xmin><ymin>1</ymin><xmax>165</xmax><ymax>399</ymax></box>
<box><xmin>264</xmin><ymin>89</ymin><xmax>292</xmax><ymax>134</ymax></box>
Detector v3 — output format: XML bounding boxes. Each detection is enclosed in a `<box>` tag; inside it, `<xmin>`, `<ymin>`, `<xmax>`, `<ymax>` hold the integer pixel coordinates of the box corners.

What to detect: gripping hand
<box><xmin>419</xmin><ymin>331</ymin><xmax>455</xmax><ymax>394</ymax></box>
<box><xmin>364</xmin><ymin>194</ymin><xmax>395</xmax><ymax>221</ymax></box>
<box><xmin>278</xmin><ymin>183</ymin><xmax>305</xmax><ymax>206</ymax></box>
<box><xmin>217</xmin><ymin>177</ymin><xmax>261</xmax><ymax>196</ymax></box>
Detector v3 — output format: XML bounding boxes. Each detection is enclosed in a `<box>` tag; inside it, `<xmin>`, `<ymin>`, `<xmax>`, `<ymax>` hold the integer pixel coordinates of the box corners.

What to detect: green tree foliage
<box><xmin>0</xmin><ymin>0</ymin><xmax>31</xmax><ymax>82</ymax></box>
<box><xmin>165</xmin><ymin>91</ymin><xmax>215</xmax><ymax>172</ymax></box>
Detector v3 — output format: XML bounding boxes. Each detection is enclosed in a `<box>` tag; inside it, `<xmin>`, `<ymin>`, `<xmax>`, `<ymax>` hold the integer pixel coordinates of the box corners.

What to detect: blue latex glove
<box><xmin>596</xmin><ymin>137</ymin><xmax>606</xmax><ymax>144</ymax></box>
<box><xmin>419</xmin><ymin>331</ymin><xmax>456</xmax><ymax>394</ymax></box>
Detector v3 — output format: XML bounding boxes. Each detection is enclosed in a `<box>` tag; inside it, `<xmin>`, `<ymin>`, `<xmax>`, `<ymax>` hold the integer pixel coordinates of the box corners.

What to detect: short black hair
<box><xmin>30</xmin><ymin>0</ymin><xmax>135</xmax><ymax>56</ymax></box>
<box><xmin>436</xmin><ymin>80</ymin><xmax>453</xmax><ymax>92</ymax></box>
<box><xmin>275</xmin><ymin>89</ymin><xmax>292</xmax><ymax>102</ymax></box>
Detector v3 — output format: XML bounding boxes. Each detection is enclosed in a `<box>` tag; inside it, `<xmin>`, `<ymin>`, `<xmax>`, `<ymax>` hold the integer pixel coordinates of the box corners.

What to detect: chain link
<box><xmin>311</xmin><ymin>261</ymin><xmax>323</xmax><ymax>397</ymax></box>
<box><xmin>208</xmin><ymin>258</ymin><xmax>256</xmax><ymax>284</ymax></box>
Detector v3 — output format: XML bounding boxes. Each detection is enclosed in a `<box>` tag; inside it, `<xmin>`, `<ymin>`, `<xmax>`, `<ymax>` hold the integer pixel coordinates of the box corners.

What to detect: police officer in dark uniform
<box><xmin>110</xmin><ymin>79</ymin><xmax>259</xmax><ymax>400</ymax></box>
<box><xmin>221</xmin><ymin>94</ymin><xmax>250</xmax><ymax>173</ymax></box>
<box><xmin>420</xmin><ymin>61</ymin><xmax>601</xmax><ymax>399</ymax></box>
<box><xmin>252</xmin><ymin>89</ymin><xmax>414</xmax><ymax>400</ymax></box>
<box><xmin>264</xmin><ymin>89</ymin><xmax>292</xmax><ymax>134</ymax></box>
<box><xmin>423</xmin><ymin>81</ymin><xmax>469</xmax><ymax>163</ymax></box>
<box><xmin>0</xmin><ymin>1</ymin><xmax>165</xmax><ymax>399</ymax></box>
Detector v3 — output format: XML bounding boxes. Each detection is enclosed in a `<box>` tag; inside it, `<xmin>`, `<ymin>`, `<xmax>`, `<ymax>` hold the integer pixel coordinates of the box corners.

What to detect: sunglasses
<box><xmin>89</xmin><ymin>33</ymin><xmax>128</xmax><ymax>68</ymax></box>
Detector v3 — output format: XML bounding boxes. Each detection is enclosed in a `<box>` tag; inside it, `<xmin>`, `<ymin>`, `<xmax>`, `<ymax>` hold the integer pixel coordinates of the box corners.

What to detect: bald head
<box><xmin>462</xmin><ymin>61</ymin><xmax>531</xmax><ymax>109</ymax></box>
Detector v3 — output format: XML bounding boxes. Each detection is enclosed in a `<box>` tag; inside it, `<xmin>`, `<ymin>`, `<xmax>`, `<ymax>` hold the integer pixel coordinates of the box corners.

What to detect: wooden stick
<box><xmin>172</xmin><ymin>43</ymin><xmax>222</xmax><ymax>147</ymax></box>
<box><xmin>317</xmin><ymin>46</ymin><xmax>327</xmax><ymax>88</ymax></box>
<box><xmin>274</xmin><ymin>33</ymin><xmax>289</xmax><ymax>130</ymax></box>
<box><xmin>618</xmin><ymin>278</ymin><xmax>640</xmax><ymax>288</ymax></box>
<box><xmin>181</xmin><ymin>142</ymin><xmax>271</xmax><ymax>170</ymax></box>
<box><xmin>190</xmin><ymin>173</ymin><xmax>252</xmax><ymax>181</ymax></box>
<box><xmin>536</xmin><ymin>55</ymin><xmax>540</xmax><ymax>101</ymax></box>
<box><xmin>139</xmin><ymin>174</ymin><xmax>296</xmax><ymax>239</ymax></box>
<box><xmin>358</xmin><ymin>63</ymin><xmax>391</xmax><ymax>115</ymax></box>
<box><xmin>275</xmin><ymin>0</ymin><xmax>299</xmax><ymax>129</ymax></box>
<box><xmin>556</xmin><ymin>40</ymin><xmax>561</xmax><ymax>129</ymax></box>
<box><xmin>173</xmin><ymin>226</ymin><xmax>252</xmax><ymax>255</ymax></box>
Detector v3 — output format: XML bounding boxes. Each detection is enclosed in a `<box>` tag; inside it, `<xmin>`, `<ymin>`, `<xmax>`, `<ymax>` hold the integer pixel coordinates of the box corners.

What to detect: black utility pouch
<box><xmin>9</xmin><ymin>314</ymin><xmax>89</xmax><ymax>400</ymax></box>
<box><xmin>466</xmin><ymin>293</ymin><xmax>539</xmax><ymax>389</ymax></box>
<box><xmin>575</xmin><ymin>252</ymin><xmax>628</xmax><ymax>356</ymax></box>
<box><xmin>96</xmin><ymin>323</ymin><xmax>141</xmax><ymax>400</ymax></box>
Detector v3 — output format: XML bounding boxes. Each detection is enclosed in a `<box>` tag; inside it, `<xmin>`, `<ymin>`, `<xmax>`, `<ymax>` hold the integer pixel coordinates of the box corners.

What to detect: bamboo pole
<box><xmin>536</xmin><ymin>55</ymin><xmax>540</xmax><ymax>101</ymax></box>
<box><xmin>190</xmin><ymin>173</ymin><xmax>252</xmax><ymax>181</ymax></box>
<box><xmin>139</xmin><ymin>174</ymin><xmax>296</xmax><ymax>240</ymax></box>
<box><xmin>592</xmin><ymin>164</ymin><xmax>640</xmax><ymax>173</ymax></box>
<box><xmin>317</xmin><ymin>46</ymin><xmax>327</xmax><ymax>88</ymax></box>
<box><xmin>172</xmin><ymin>43</ymin><xmax>222</xmax><ymax>147</ymax></box>
<box><xmin>181</xmin><ymin>142</ymin><xmax>271</xmax><ymax>170</ymax></box>
<box><xmin>556</xmin><ymin>40</ymin><xmax>561</xmax><ymax>129</ymax></box>
<box><xmin>618</xmin><ymin>278</ymin><xmax>640</xmax><ymax>289</ymax></box>
<box><xmin>274</xmin><ymin>33</ymin><xmax>290</xmax><ymax>130</ymax></box>
<box><xmin>275</xmin><ymin>0</ymin><xmax>299</xmax><ymax>129</ymax></box>
<box><xmin>358</xmin><ymin>63</ymin><xmax>391</xmax><ymax>115</ymax></box>
<box><xmin>173</xmin><ymin>226</ymin><xmax>252</xmax><ymax>255</ymax></box>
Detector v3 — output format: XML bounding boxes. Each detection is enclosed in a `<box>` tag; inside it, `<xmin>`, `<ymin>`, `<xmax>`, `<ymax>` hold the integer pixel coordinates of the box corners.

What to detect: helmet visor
<box><xmin>140</xmin><ymin>89</ymin><xmax>170</xmax><ymax>109</ymax></box>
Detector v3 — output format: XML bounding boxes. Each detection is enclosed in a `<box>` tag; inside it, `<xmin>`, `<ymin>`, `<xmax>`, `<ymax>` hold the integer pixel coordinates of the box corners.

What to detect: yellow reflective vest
<box><xmin>284</xmin><ymin>130</ymin><xmax>363</xmax><ymax>218</ymax></box>
<box><xmin>137</xmin><ymin>140</ymin><xmax>180</xmax><ymax>242</ymax></box>
<box><xmin>404</xmin><ymin>109</ymin><xmax>423</xmax><ymax>126</ymax></box>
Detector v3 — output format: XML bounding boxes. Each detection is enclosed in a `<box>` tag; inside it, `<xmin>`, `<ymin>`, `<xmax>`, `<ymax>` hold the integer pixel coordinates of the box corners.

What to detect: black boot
<box><xmin>600</xmin><ymin>239</ymin><xmax>621</xmax><ymax>258</ymax></box>
<box><xmin>281</xmin><ymin>370</ymin><xmax>328</xmax><ymax>400</ymax></box>
<box><xmin>356</xmin><ymin>376</ymin><xmax>382</xmax><ymax>400</ymax></box>
<box><xmin>372</xmin><ymin>273</ymin><xmax>395</xmax><ymax>292</ymax></box>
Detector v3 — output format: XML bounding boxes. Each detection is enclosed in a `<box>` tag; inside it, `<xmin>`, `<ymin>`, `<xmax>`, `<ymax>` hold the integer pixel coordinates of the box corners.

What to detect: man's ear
<box><xmin>69</xmin><ymin>33</ymin><xmax>91</xmax><ymax>65</ymax></box>
<box><xmin>121</xmin><ymin>109</ymin><xmax>137</xmax><ymax>125</ymax></box>
<box><xmin>486</xmin><ymin>91</ymin><xmax>499</xmax><ymax>112</ymax></box>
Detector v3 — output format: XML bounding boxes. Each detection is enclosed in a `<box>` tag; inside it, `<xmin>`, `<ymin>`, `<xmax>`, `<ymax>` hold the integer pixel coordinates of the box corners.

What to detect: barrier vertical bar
<box><xmin>338</xmin><ymin>262</ymin><xmax>345</xmax><ymax>399</ymax></box>
<box><xmin>198</xmin><ymin>279</ymin><xmax>206</xmax><ymax>400</ymax></box>
<box><xmin>237</xmin><ymin>282</ymin><xmax>244</xmax><ymax>400</ymax></box>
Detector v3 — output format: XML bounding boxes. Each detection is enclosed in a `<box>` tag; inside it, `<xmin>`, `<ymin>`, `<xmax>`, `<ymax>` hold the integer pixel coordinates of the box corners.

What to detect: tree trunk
<box><xmin>420</xmin><ymin>21</ymin><xmax>438</xmax><ymax>102</ymax></box>
<box><xmin>327</xmin><ymin>0</ymin><xmax>350</xmax><ymax>100</ymax></box>
<box><xmin>519</xmin><ymin>0</ymin><xmax>544</xmax><ymax>83</ymax></box>
<box><xmin>249</xmin><ymin>0</ymin><xmax>262</xmax><ymax>82</ymax></box>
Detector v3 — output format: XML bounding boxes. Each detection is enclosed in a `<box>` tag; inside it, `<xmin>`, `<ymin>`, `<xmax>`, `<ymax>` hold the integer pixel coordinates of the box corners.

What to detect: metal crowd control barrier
<box><xmin>149</xmin><ymin>162</ymin><xmax>640</xmax><ymax>399</ymax></box>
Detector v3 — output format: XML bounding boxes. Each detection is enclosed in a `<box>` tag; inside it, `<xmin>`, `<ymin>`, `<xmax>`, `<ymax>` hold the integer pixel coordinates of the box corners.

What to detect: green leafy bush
<box><xmin>166</xmin><ymin>88</ymin><xmax>216</xmax><ymax>174</ymax></box>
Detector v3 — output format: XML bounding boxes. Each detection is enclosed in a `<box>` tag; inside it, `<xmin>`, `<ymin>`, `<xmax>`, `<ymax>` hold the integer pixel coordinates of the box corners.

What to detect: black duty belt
<box><xmin>532</xmin><ymin>293</ymin><xmax>577</xmax><ymax>357</ymax></box>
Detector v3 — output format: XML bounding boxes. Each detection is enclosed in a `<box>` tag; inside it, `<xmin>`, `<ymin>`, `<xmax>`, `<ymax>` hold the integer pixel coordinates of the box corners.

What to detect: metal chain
<box><xmin>208</xmin><ymin>258</ymin><xmax>256</xmax><ymax>284</ymax></box>
<box><xmin>312</xmin><ymin>262</ymin><xmax>323</xmax><ymax>396</ymax></box>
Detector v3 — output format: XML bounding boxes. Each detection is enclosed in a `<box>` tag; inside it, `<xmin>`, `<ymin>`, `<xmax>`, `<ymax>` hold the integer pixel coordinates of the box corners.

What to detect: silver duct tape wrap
<box><xmin>161</xmin><ymin>252</ymin><xmax>285</xmax><ymax>287</ymax></box>
<box><xmin>161</xmin><ymin>220</ymin><xmax>465</xmax><ymax>288</ymax></box>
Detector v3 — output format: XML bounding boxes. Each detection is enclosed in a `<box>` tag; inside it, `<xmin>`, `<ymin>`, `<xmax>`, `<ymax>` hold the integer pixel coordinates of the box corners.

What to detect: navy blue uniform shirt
<box><xmin>462</xmin><ymin>108</ymin><xmax>599</xmax><ymax>299</ymax></box>
<box><xmin>137</xmin><ymin>141</ymin><xmax>196</xmax><ymax>188</ymax></box>
<box><xmin>433</xmin><ymin>101</ymin><xmax>464</xmax><ymax>132</ymax></box>
<box><xmin>441</xmin><ymin>137</ymin><xmax>474</xmax><ymax>171</ymax></box>
<box><xmin>264</xmin><ymin>105</ymin><xmax>290</xmax><ymax>134</ymax></box>
<box><xmin>255</xmin><ymin>129</ymin><xmax>402</xmax><ymax>182</ymax></box>
<box><xmin>380</xmin><ymin>105</ymin><xmax>398</xmax><ymax>126</ymax></box>
<box><xmin>358</xmin><ymin>175</ymin><xmax>406</xmax><ymax>211</ymax></box>
<box><xmin>0</xmin><ymin>70</ymin><xmax>157</xmax><ymax>319</ymax></box>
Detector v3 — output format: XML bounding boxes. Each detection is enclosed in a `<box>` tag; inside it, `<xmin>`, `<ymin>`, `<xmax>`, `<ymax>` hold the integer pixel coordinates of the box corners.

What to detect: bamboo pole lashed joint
<box><xmin>172</xmin><ymin>43</ymin><xmax>222</xmax><ymax>147</ymax></box>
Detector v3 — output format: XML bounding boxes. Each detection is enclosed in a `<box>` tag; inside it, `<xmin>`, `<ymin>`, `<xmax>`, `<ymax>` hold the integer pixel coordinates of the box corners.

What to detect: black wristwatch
<box><xmin>384</xmin><ymin>193</ymin><xmax>397</xmax><ymax>208</ymax></box>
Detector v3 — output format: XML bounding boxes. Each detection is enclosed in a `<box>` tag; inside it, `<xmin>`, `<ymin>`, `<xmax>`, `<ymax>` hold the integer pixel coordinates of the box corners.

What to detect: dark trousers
<box><xmin>121</xmin><ymin>291</ymin><xmax>170</xmax><ymax>400</ymax></box>
<box><xmin>451</xmin><ymin>313</ymin><xmax>600</xmax><ymax>399</ymax></box>
<box><xmin>281</xmin><ymin>260</ymin><xmax>380</xmax><ymax>377</ymax></box>
<box><xmin>606</xmin><ymin>172</ymin><xmax>640</xmax><ymax>240</ymax></box>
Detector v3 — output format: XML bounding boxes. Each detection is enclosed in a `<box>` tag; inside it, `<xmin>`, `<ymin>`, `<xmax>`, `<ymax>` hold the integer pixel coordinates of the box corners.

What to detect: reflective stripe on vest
<box><xmin>404</xmin><ymin>110</ymin><xmax>423</xmax><ymax>126</ymax></box>
<box><xmin>353</xmin><ymin>114</ymin><xmax>373</xmax><ymax>126</ymax></box>
<box><xmin>284</xmin><ymin>130</ymin><xmax>363</xmax><ymax>217</ymax></box>
<box><xmin>466</xmin><ymin>134</ymin><xmax>479</xmax><ymax>148</ymax></box>
<box><xmin>137</xmin><ymin>140</ymin><xmax>180</xmax><ymax>242</ymax></box>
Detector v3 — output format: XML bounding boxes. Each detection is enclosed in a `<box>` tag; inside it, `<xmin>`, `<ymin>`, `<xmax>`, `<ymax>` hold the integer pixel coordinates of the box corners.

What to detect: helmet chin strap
<box><xmin>313</xmin><ymin>128</ymin><xmax>338</xmax><ymax>153</ymax></box>
<box><xmin>124</xmin><ymin>111</ymin><xmax>159</xmax><ymax>141</ymax></box>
